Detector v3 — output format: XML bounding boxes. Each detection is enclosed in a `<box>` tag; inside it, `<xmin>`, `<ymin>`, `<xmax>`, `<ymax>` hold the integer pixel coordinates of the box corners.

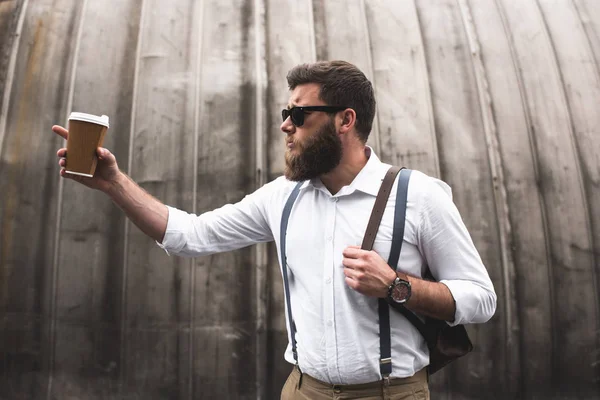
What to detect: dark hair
<box><xmin>286</xmin><ymin>60</ymin><xmax>376</xmax><ymax>142</ymax></box>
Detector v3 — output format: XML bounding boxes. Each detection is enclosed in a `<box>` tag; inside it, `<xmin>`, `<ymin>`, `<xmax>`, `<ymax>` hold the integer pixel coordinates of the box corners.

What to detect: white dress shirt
<box><xmin>158</xmin><ymin>147</ymin><xmax>496</xmax><ymax>384</ymax></box>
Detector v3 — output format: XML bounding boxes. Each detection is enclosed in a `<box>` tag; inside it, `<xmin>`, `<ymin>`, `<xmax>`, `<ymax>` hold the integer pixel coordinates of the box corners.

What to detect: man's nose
<box><xmin>280</xmin><ymin>117</ymin><xmax>295</xmax><ymax>135</ymax></box>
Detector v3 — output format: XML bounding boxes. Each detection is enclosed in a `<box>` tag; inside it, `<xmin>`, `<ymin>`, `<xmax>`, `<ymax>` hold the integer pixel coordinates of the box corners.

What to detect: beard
<box><xmin>284</xmin><ymin>118</ymin><xmax>343</xmax><ymax>181</ymax></box>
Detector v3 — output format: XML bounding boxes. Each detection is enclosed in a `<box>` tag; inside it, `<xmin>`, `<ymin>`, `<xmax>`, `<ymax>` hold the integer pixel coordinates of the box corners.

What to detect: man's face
<box><xmin>281</xmin><ymin>83</ymin><xmax>343</xmax><ymax>181</ymax></box>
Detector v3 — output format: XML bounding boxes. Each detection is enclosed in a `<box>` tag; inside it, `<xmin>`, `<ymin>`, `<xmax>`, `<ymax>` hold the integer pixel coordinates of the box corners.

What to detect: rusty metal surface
<box><xmin>0</xmin><ymin>1</ymin><xmax>599</xmax><ymax>399</ymax></box>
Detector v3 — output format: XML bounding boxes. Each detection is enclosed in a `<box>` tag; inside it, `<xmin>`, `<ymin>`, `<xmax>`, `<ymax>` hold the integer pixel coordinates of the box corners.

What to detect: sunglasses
<box><xmin>281</xmin><ymin>106</ymin><xmax>348</xmax><ymax>127</ymax></box>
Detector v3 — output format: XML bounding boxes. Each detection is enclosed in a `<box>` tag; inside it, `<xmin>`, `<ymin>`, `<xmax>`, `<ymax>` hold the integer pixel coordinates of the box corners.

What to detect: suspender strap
<box><xmin>388</xmin><ymin>169</ymin><xmax>431</xmax><ymax>343</ymax></box>
<box><xmin>387</xmin><ymin>169</ymin><xmax>412</xmax><ymax>267</ymax></box>
<box><xmin>380</xmin><ymin>168</ymin><xmax>412</xmax><ymax>376</ymax></box>
<box><xmin>280</xmin><ymin>181</ymin><xmax>304</xmax><ymax>364</ymax></box>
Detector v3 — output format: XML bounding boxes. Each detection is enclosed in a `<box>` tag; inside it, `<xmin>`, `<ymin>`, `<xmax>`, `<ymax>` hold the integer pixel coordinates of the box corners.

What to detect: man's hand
<box><xmin>53</xmin><ymin>125</ymin><xmax>121</xmax><ymax>193</ymax></box>
<box><xmin>54</xmin><ymin>124</ymin><xmax>169</xmax><ymax>243</ymax></box>
<box><xmin>342</xmin><ymin>245</ymin><xmax>397</xmax><ymax>298</ymax></box>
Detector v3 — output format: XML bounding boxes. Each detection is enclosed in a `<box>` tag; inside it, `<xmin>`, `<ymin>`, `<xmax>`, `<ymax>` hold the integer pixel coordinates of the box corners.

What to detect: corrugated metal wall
<box><xmin>0</xmin><ymin>0</ymin><xmax>599</xmax><ymax>399</ymax></box>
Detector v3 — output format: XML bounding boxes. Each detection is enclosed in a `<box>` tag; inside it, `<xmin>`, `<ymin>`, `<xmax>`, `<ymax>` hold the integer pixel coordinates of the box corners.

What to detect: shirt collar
<box><xmin>342</xmin><ymin>146</ymin><xmax>388</xmax><ymax>196</ymax></box>
<box><xmin>301</xmin><ymin>146</ymin><xmax>389</xmax><ymax>197</ymax></box>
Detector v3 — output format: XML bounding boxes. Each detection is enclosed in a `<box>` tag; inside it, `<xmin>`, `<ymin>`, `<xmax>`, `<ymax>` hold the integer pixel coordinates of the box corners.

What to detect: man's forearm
<box><xmin>106</xmin><ymin>171</ymin><xmax>169</xmax><ymax>243</ymax></box>
<box><xmin>404</xmin><ymin>276</ymin><xmax>456</xmax><ymax>322</ymax></box>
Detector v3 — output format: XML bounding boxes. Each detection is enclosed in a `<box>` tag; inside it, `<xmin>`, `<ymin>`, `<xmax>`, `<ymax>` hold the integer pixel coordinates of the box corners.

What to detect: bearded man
<box><xmin>53</xmin><ymin>61</ymin><xmax>496</xmax><ymax>400</ymax></box>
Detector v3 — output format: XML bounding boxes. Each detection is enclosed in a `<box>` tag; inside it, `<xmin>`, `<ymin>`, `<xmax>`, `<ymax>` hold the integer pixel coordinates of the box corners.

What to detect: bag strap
<box><xmin>387</xmin><ymin>170</ymin><xmax>434</xmax><ymax>345</ymax></box>
<box><xmin>280</xmin><ymin>181</ymin><xmax>304</xmax><ymax>364</ymax></box>
<box><xmin>361</xmin><ymin>166</ymin><xmax>402</xmax><ymax>250</ymax></box>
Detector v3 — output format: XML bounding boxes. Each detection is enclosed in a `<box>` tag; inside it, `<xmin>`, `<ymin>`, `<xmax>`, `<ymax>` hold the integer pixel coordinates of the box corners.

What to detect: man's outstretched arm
<box><xmin>105</xmin><ymin>171</ymin><xmax>169</xmax><ymax>243</ymax></box>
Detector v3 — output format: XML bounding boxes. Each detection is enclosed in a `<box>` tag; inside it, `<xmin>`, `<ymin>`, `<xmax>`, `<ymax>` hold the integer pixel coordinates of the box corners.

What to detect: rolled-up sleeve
<box><xmin>417</xmin><ymin>178</ymin><xmax>497</xmax><ymax>325</ymax></box>
<box><xmin>156</xmin><ymin>183</ymin><xmax>277</xmax><ymax>258</ymax></box>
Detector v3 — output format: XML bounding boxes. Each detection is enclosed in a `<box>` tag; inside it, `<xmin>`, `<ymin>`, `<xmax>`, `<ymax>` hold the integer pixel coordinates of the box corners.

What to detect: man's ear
<box><xmin>339</xmin><ymin>109</ymin><xmax>356</xmax><ymax>133</ymax></box>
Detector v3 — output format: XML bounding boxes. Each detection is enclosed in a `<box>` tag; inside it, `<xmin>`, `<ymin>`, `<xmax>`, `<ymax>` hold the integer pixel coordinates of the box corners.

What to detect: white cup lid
<box><xmin>69</xmin><ymin>112</ymin><xmax>109</xmax><ymax>128</ymax></box>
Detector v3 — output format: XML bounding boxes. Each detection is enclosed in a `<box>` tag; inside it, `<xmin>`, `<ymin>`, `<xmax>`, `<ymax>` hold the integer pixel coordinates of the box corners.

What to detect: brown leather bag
<box><xmin>364</xmin><ymin>166</ymin><xmax>473</xmax><ymax>375</ymax></box>
<box><xmin>389</xmin><ymin>286</ymin><xmax>473</xmax><ymax>374</ymax></box>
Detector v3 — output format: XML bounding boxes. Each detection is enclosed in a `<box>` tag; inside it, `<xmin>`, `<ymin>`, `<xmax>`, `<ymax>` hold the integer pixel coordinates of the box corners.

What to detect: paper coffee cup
<box><xmin>65</xmin><ymin>112</ymin><xmax>110</xmax><ymax>177</ymax></box>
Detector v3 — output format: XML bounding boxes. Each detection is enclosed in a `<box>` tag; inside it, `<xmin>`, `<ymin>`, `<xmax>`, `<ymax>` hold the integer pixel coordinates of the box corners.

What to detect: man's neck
<box><xmin>320</xmin><ymin>146</ymin><xmax>368</xmax><ymax>195</ymax></box>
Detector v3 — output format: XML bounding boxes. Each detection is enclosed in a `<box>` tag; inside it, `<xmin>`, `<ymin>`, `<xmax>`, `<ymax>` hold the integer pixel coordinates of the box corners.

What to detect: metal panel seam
<box><xmin>121</xmin><ymin>0</ymin><xmax>147</xmax><ymax>386</ymax></box>
<box><xmin>494</xmin><ymin>0</ymin><xmax>556</xmax><ymax>386</ymax></box>
<box><xmin>535</xmin><ymin>0</ymin><xmax>599</xmax><ymax>378</ymax></box>
<box><xmin>48</xmin><ymin>0</ymin><xmax>89</xmax><ymax>398</ymax></box>
<box><xmin>456</xmin><ymin>0</ymin><xmax>519</xmax><ymax>394</ymax></box>
<box><xmin>412</xmin><ymin>0</ymin><xmax>441</xmax><ymax>178</ymax></box>
<box><xmin>0</xmin><ymin>0</ymin><xmax>29</xmax><ymax>167</ymax></box>
<box><xmin>189</xmin><ymin>0</ymin><xmax>205</xmax><ymax>398</ymax></box>
<box><xmin>253</xmin><ymin>0</ymin><xmax>268</xmax><ymax>397</ymax></box>
<box><xmin>359</xmin><ymin>0</ymin><xmax>381</xmax><ymax>157</ymax></box>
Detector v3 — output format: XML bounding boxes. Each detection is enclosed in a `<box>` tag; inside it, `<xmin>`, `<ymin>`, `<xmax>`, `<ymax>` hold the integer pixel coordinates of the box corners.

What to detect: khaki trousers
<box><xmin>280</xmin><ymin>366</ymin><xmax>429</xmax><ymax>400</ymax></box>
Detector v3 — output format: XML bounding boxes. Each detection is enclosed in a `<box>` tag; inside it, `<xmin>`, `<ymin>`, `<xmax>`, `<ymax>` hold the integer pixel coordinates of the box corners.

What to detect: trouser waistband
<box><xmin>292</xmin><ymin>366</ymin><xmax>428</xmax><ymax>391</ymax></box>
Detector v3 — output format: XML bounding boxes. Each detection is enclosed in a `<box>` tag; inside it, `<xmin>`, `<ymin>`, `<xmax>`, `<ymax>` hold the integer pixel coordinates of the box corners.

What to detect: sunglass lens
<box><xmin>281</xmin><ymin>109</ymin><xmax>289</xmax><ymax>122</ymax></box>
<box><xmin>291</xmin><ymin>108</ymin><xmax>304</xmax><ymax>127</ymax></box>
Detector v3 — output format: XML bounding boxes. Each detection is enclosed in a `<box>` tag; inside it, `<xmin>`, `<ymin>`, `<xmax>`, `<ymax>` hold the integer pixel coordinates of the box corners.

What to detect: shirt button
<box><xmin>327</xmin><ymin>236</ymin><xmax>333</xmax><ymax>241</ymax></box>
<box><xmin>327</xmin><ymin>320</ymin><xmax>333</xmax><ymax>327</ymax></box>
<box><xmin>325</xmin><ymin>277</ymin><xmax>332</xmax><ymax>284</ymax></box>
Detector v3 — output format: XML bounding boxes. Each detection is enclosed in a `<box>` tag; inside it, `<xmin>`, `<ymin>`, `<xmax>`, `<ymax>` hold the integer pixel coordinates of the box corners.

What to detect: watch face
<box><xmin>392</xmin><ymin>282</ymin><xmax>410</xmax><ymax>303</ymax></box>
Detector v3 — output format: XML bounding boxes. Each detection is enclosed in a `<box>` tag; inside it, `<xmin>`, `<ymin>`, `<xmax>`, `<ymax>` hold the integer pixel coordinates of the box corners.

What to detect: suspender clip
<box><xmin>380</xmin><ymin>357</ymin><xmax>392</xmax><ymax>386</ymax></box>
<box><xmin>383</xmin><ymin>374</ymin><xmax>391</xmax><ymax>387</ymax></box>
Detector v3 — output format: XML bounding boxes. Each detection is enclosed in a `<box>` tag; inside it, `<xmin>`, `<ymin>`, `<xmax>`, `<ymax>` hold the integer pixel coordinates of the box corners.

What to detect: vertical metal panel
<box><xmin>48</xmin><ymin>0</ymin><xmax>87</xmax><ymax>395</ymax></box>
<box><xmin>498</xmin><ymin>0</ymin><xmax>597</xmax><ymax>396</ymax></box>
<box><xmin>311</xmin><ymin>0</ymin><xmax>382</xmax><ymax>155</ymax></box>
<box><xmin>123</xmin><ymin>0</ymin><xmax>196</xmax><ymax>397</ymax></box>
<box><xmin>537</xmin><ymin>1</ymin><xmax>600</xmax><ymax>396</ymax></box>
<box><xmin>0</xmin><ymin>1</ymin><xmax>83</xmax><ymax>399</ymax></box>
<box><xmin>458</xmin><ymin>0</ymin><xmax>521</xmax><ymax>397</ymax></box>
<box><xmin>575</xmin><ymin>0</ymin><xmax>600</xmax><ymax>66</ymax></box>
<box><xmin>191</xmin><ymin>0</ymin><xmax>259</xmax><ymax>398</ymax></box>
<box><xmin>414</xmin><ymin>0</ymin><xmax>506</xmax><ymax>397</ymax></box>
<box><xmin>364</xmin><ymin>0</ymin><xmax>439</xmax><ymax>177</ymax></box>
<box><xmin>51</xmin><ymin>0</ymin><xmax>142</xmax><ymax>398</ymax></box>
<box><xmin>469</xmin><ymin>0</ymin><xmax>553</xmax><ymax>398</ymax></box>
<box><xmin>0</xmin><ymin>0</ymin><xmax>24</xmax><ymax>145</ymax></box>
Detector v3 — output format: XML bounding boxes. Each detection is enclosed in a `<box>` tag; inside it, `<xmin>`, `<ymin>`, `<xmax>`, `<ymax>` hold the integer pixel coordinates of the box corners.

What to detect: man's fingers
<box><xmin>343</xmin><ymin>266</ymin><xmax>364</xmax><ymax>280</ymax></box>
<box><xmin>52</xmin><ymin>125</ymin><xmax>68</xmax><ymax>140</ymax></box>
<box><xmin>342</xmin><ymin>257</ymin><xmax>361</xmax><ymax>270</ymax></box>
<box><xmin>342</xmin><ymin>246</ymin><xmax>364</xmax><ymax>259</ymax></box>
<box><xmin>57</xmin><ymin>148</ymin><xmax>66</xmax><ymax>157</ymax></box>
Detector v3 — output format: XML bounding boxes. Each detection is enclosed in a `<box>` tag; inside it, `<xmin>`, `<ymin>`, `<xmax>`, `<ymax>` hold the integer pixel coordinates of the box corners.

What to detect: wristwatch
<box><xmin>387</xmin><ymin>272</ymin><xmax>411</xmax><ymax>304</ymax></box>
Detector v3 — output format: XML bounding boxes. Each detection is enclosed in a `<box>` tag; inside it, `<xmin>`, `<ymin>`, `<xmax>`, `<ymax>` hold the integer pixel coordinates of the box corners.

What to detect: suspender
<box><xmin>280</xmin><ymin>181</ymin><xmax>303</xmax><ymax>364</ymax></box>
<box><xmin>279</xmin><ymin>168</ymin><xmax>412</xmax><ymax>376</ymax></box>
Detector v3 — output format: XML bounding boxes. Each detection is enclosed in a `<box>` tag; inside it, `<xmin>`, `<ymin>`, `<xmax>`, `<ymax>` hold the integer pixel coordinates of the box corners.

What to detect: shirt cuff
<box><xmin>439</xmin><ymin>279</ymin><xmax>487</xmax><ymax>326</ymax></box>
<box><xmin>155</xmin><ymin>206</ymin><xmax>191</xmax><ymax>255</ymax></box>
